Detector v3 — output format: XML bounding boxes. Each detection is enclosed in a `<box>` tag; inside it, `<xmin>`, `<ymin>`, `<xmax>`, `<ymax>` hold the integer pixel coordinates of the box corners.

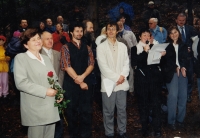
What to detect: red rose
<box><xmin>47</xmin><ymin>71</ymin><xmax>53</xmax><ymax>77</ymax></box>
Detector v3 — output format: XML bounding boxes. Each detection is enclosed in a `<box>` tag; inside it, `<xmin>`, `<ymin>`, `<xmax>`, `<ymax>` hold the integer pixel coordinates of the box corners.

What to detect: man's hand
<box><xmin>80</xmin><ymin>82</ymin><xmax>88</xmax><ymax>90</ymax></box>
<box><xmin>46</xmin><ymin>88</ymin><xmax>57</xmax><ymax>97</ymax></box>
<box><xmin>181</xmin><ymin>67</ymin><xmax>186</xmax><ymax>77</ymax></box>
<box><xmin>116</xmin><ymin>75</ymin><xmax>125</xmax><ymax>85</ymax></box>
<box><xmin>74</xmin><ymin>75</ymin><xmax>85</xmax><ymax>84</ymax></box>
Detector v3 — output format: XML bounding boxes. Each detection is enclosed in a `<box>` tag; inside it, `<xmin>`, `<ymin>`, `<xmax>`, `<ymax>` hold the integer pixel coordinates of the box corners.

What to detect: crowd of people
<box><xmin>1</xmin><ymin>1</ymin><xmax>200</xmax><ymax>138</ymax></box>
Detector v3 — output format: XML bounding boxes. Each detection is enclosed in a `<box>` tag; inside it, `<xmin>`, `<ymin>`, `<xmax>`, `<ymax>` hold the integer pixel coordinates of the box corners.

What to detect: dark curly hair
<box><xmin>138</xmin><ymin>28</ymin><xmax>150</xmax><ymax>38</ymax></box>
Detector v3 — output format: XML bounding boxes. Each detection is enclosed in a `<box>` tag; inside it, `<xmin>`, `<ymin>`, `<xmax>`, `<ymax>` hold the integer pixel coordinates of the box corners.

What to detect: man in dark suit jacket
<box><xmin>41</xmin><ymin>31</ymin><xmax>64</xmax><ymax>138</ymax></box>
<box><xmin>176</xmin><ymin>13</ymin><xmax>197</xmax><ymax>103</ymax></box>
<box><xmin>18</xmin><ymin>19</ymin><xmax>28</xmax><ymax>32</ymax></box>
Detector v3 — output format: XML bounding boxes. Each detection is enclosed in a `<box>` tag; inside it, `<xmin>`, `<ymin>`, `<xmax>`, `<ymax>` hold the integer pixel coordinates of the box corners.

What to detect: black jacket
<box><xmin>131</xmin><ymin>44</ymin><xmax>162</xmax><ymax>84</ymax></box>
<box><xmin>161</xmin><ymin>43</ymin><xmax>188</xmax><ymax>83</ymax></box>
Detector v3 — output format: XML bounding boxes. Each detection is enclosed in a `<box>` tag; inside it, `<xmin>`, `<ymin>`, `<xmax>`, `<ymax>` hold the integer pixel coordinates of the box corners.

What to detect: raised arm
<box><xmin>131</xmin><ymin>46</ymin><xmax>148</xmax><ymax>68</ymax></box>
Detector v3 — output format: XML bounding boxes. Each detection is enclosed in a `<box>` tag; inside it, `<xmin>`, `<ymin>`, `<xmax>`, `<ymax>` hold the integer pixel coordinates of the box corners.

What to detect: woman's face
<box><xmin>24</xmin><ymin>34</ymin><xmax>42</xmax><ymax>52</ymax></box>
<box><xmin>139</xmin><ymin>32</ymin><xmax>150</xmax><ymax>43</ymax></box>
<box><xmin>169</xmin><ymin>29</ymin><xmax>179</xmax><ymax>42</ymax></box>
<box><xmin>56</xmin><ymin>24</ymin><xmax>63</xmax><ymax>31</ymax></box>
<box><xmin>40</xmin><ymin>22</ymin><xmax>45</xmax><ymax>30</ymax></box>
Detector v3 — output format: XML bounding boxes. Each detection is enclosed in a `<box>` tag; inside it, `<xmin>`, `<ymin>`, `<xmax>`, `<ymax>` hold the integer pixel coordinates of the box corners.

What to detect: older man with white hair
<box><xmin>149</xmin><ymin>18</ymin><xmax>167</xmax><ymax>43</ymax></box>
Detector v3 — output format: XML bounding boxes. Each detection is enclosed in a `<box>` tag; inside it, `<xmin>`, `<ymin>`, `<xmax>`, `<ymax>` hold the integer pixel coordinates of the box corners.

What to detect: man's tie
<box><xmin>181</xmin><ymin>27</ymin><xmax>186</xmax><ymax>43</ymax></box>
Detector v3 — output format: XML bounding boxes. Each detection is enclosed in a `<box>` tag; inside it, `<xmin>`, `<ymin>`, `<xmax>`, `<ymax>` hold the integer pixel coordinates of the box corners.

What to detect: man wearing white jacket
<box><xmin>97</xmin><ymin>22</ymin><xmax>130</xmax><ymax>138</ymax></box>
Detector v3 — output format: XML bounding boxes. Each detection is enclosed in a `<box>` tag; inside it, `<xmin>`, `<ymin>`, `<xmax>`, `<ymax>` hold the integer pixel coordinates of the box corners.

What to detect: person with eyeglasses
<box><xmin>149</xmin><ymin>18</ymin><xmax>167</xmax><ymax>44</ymax></box>
<box><xmin>97</xmin><ymin>22</ymin><xmax>130</xmax><ymax>138</ymax></box>
<box><xmin>13</xmin><ymin>29</ymin><xmax>62</xmax><ymax>137</ymax></box>
<box><xmin>142</xmin><ymin>1</ymin><xmax>161</xmax><ymax>28</ymax></box>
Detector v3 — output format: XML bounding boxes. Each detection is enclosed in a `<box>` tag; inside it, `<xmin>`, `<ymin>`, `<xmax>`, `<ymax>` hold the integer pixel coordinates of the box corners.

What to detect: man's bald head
<box><xmin>41</xmin><ymin>31</ymin><xmax>53</xmax><ymax>49</ymax></box>
<box><xmin>57</xmin><ymin>15</ymin><xmax>64</xmax><ymax>23</ymax></box>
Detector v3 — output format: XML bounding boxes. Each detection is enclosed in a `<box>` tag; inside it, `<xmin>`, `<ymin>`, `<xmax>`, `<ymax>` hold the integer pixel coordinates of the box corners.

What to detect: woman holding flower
<box><xmin>14</xmin><ymin>28</ymin><xmax>61</xmax><ymax>138</ymax></box>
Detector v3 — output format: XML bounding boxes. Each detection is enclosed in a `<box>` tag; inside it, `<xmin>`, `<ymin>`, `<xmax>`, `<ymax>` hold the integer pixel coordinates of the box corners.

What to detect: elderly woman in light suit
<box><xmin>14</xmin><ymin>29</ymin><xmax>61</xmax><ymax>138</ymax></box>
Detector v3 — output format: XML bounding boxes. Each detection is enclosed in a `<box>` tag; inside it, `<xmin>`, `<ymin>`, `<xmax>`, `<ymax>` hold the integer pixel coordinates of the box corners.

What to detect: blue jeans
<box><xmin>166</xmin><ymin>72</ymin><xmax>188</xmax><ymax>124</ymax></box>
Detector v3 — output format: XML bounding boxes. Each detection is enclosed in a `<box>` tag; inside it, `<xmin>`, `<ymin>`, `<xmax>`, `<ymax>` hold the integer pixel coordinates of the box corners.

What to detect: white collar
<box><xmin>136</xmin><ymin>41</ymin><xmax>149</xmax><ymax>55</ymax></box>
<box><xmin>42</xmin><ymin>47</ymin><xmax>52</xmax><ymax>54</ymax></box>
<box><xmin>26</xmin><ymin>50</ymin><xmax>45</xmax><ymax>65</ymax></box>
<box><xmin>177</xmin><ymin>25</ymin><xmax>185</xmax><ymax>29</ymax></box>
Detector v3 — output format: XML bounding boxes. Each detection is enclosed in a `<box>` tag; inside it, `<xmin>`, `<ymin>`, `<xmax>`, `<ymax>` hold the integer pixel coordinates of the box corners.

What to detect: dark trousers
<box><xmin>187</xmin><ymin>58</ymin><xmax>194</xmax><ymax>97</ymax></box>
<box><xmin>135</xmin><ymin>68</ymin><xmax>162</xmax><ymax>133</ymax></box>
<box><xmin>54</xmin><ymin>114</ymin><xmax>64</xmax><ymax>138</ymax></box>
<box><xmin>9</xmin><ymin>72</ymin><xmax>20</xmax><ymax>104</ymax></box>
<box><xmin>65</xmin><ymin>85</ymin><xmax>93</xmax><ymax>138</ymax></box>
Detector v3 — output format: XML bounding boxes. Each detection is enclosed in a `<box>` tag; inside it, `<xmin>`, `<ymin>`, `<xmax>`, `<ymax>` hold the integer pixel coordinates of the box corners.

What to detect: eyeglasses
<box><xmin>148</xmin><ymin>23</ymin><xmax>153</xmax><ymax>25</ymax></box>
<box><xmin>107</xmin><ymin>28</ymin><xmax>117</xmax><ymax>31</ymax></box>
<box><xmin>0</xmin><ymin>39</ymin><xmax>5</xmax><ymax>41</ymax></box>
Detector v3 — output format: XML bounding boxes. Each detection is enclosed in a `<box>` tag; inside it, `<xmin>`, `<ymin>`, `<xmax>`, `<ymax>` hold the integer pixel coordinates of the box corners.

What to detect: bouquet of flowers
<box><xmin>47</xmin><ymin>71</ymin><xmax>70</xmax><ymax>114</ymax></box>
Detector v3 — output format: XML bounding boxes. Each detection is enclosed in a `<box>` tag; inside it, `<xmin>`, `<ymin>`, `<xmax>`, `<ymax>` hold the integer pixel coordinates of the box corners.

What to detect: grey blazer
<box><xmin>41</xmin><ymin>48</ymin><xmax>64</xmax><ymax>86</ymax></box>
<box><xmin>14</xmin><ymin>53</ymin><xmax>60</xmax><ymax>126</ymax></box>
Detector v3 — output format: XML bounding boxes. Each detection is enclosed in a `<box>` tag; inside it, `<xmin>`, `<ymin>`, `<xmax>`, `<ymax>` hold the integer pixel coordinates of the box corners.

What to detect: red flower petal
<box><xmin>47</xmin><ymin>71</ymin><xmax>53</xmax><ymax>77</ymax></box>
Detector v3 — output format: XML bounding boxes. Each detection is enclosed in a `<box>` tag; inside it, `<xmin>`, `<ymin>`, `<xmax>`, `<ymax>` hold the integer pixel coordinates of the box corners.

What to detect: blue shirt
<box><xmin>150</xmin><ymin>25</ymin><xmax>167</xmax><ymax>44</ymax></box>
<box><xmin>45</xmin><ymin>26</ymin><xmax>56</xmax><ymax>34</ymax></box>
<box><xmin>124</xmin><ymin>24</ymin><xmax>132</xmax><ymax>31</ymax></box>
